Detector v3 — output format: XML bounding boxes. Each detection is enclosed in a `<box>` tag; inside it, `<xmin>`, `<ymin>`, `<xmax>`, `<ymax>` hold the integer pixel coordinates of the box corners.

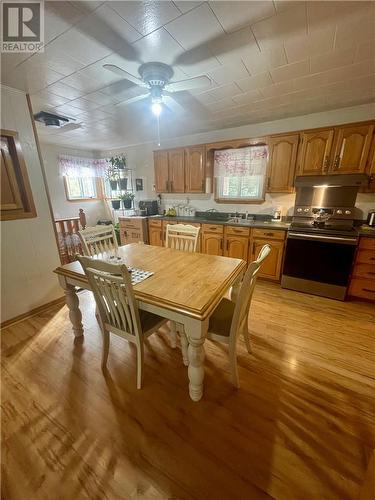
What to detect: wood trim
<box><xmin>1</xmin><ymin>296</ymin><xmax>65</xmax><ymax>329</ymax></box>
<box><xmin>26</xmin><ymin>94</ymin><xmax>63</xmax><ymax>263</ymax></box>
<box><xmin>1</xmin><ymin>128</ymin><xmax>37</xmax><ymax>221</ymax></box>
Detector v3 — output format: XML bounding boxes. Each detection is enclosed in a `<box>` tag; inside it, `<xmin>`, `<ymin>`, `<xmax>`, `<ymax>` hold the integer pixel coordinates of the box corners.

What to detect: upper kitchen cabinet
<box><xmin>330</xmin><ymin>123</ymin><xmax>374</xmax><ymax>174</ymax></box>
<box><xmin>168</xmin><ymin>149</ymin><xmax>185</xmax><ymax>193</ymax></box>
<box><xmin>154</xmin><ymin>150</ymin><xmax>169</xmax><ymax>192</ymax></box>
<box><xmin>267</xmin><ymin>134</ymin><xmax>299</xmax><ymax>193</ymax></box>
<box><xmin>297</xmin><ymin>129</ymin><xmax>335</xmax><ymax>176</ymax></box>
<box><xmin>185</xmin><ymin>146</ymin><xmax>205</xmax><ymax>193</ymax></box>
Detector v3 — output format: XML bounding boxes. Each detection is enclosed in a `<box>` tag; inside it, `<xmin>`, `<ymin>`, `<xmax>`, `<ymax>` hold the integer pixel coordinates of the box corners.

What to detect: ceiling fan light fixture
<box><xmin>151</xmin><ymin>101</ymin><xmax>162</xmax><ymax>117</ymax></box>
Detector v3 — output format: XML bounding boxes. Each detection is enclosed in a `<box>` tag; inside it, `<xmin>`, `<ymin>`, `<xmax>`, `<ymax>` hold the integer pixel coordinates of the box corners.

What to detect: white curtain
<box><xmin>214</xmin><ymin>145</ymin><xmax>268</xmax><ymax>177</ymax></box>
<box><xmin>58</xmin><ymin>154</ymin><xmax>107</xmax><ymax>178</ymax></box>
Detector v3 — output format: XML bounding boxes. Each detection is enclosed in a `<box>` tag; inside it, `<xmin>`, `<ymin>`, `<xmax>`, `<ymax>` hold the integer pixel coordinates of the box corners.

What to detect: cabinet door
<box><xmin>267</xmin><ymin>134</ymin><xmax>299</xmax><ymax>192</ymax></box>
<box><xmin>224</xmin><ymin>236</ymin><xmax>249</xmax><ymax>260</ymax></box>
<box><xmin>330</xmin><ymin>124</ymin><xmax>374</xmax><ymax>174</ymax></box>
<box><xmin>154</xmin><ymin>150</ymin><xmax>169</xmax><ymax>192</ymax></box>
<box><xmin>297</xmin><ymin>129</ymin><xmax>334</xmax><ymax>175</ymax></box>
<box><xmin>149</xmin><ymin>226</ymin><xmax>163</xmax><ymax>246</ymax></box>
<box><xmin>168</xmin><ymin>149</ymin><xmax>185</xmax><ymax>192</ymax></box>
<box><xmin>249</xmin><ymin>239</ymin><xmax>284</xmax><ymax>281</ymax></box>
<box><xmin>185</xmin><ymin>146</ymin><xmax>205</xmax><ymax>193</ymax></box>
<box><xmin>202</xmin><ymin>233</ymin><xmax>223</xmax><ymax>256</ymax></box>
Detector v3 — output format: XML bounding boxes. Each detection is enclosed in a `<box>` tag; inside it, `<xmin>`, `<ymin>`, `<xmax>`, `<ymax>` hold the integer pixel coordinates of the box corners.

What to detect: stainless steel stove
<box><xmin>281</xmin><ymin>174</ymin><xmax>368</xmax><ymax>300</ymax></box>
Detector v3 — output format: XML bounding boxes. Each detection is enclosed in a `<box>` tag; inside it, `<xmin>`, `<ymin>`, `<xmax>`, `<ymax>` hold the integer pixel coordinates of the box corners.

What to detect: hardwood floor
<box><xmin>2</xmin><ymin>282</ymin><xmax>375</xmax><ymax>499</ymax></box>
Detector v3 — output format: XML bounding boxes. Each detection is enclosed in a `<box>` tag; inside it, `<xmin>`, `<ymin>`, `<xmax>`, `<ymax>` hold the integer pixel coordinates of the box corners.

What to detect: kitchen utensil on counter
<box><xmin>272</xmin><ymin>206</ymin><xmax>282</xmax><ymax>221</ymax></box>
<box><xmin>367</xmin><ymin>209</ymin><xmax>375</xmax><ymax>227</ymax></box>
<box><xmin>139</xmin><ymin>200</ymin><xmax>158</xmax><ymax>215</ymax></box>
<box><xmin>188</xmin><ymin>207</ymin><xmax>196</xmax><ymax>217</ymax></box>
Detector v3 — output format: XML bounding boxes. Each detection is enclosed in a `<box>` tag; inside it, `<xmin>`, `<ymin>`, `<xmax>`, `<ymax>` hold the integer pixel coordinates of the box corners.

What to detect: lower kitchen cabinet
<box><xmin>119</xmin><ymin>217</ymin><xmax>148</xmax><ymax>245</ymax></box>
<box><xmin>224</xmin><ymin>226</ymin><xmax>250</xmax><ymax>260</ymax></box>
<box><xmin>348</xmin><ymin>237</ymin><xmax>375</xmax><ymax>301</ymax></box>
<box><xmin>249</xmin><ymin>233</ymin><xmax>285</xmax><ymax>281</ymax></box>
<box><xmin>202</xmin><ymin>233</ymin><xmax>223</xmax><ymax>255</ymax></box>
<box><xmin>148</xmin><ymin>219</ymin><xmax>163</xmax><ymax>246</ymax></box>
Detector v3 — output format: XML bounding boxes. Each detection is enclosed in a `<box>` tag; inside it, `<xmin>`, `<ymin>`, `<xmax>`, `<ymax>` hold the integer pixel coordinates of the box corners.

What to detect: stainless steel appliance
<box><xmin>138</xmin><ymin>200</ymin><xmax>158</xmax><ymax>216</ymax></box>
<box><xmin>367</xmin><ymin>209</ymin><xmax>375</xmax><ymax>227</ymax></box>
<box><xmin>281</xmin><ymin>174</ymin><xmax>368</xmax><ymax>300</ymax></box>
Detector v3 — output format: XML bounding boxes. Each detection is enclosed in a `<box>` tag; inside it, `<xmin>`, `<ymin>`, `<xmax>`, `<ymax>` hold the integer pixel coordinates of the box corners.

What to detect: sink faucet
<box><xmin>205</xmin><ymin>208</ymin><xmax>218</xmax><ymax>212</ymax></box>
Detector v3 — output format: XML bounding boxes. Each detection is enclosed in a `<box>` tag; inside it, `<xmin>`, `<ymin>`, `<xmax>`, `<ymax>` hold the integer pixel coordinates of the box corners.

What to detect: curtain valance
<box><xmin>214</xmin><ymin>146</ymin><xmax>268</xmax><ymax>177</ymax></box>
<box><xmin>58</xmin><ymin>155</ymin><xmax>107</xmax><ymax>178</ymax></box>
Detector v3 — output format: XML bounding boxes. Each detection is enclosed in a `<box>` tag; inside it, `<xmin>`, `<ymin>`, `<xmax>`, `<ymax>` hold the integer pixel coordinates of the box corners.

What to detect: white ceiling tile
<box><xmin>108</xmin><ymin>1</ymin><xmax>181</xmax><ymax>36</ymax></box>
<box><xmin>356</xmin><ymin>41</ymin><xmax>375</xmax><ymax>63</ymax></box>
<box><xmin>310</xmin><ymin>48</ymin><xmax>356</xmax><ymax>74</ymax></box>
<box><xmin>24</xmin><ymin>48</ymin><xmax>84</xmax><ymax>77</ymax></box>
<box><xmin>284</xmin><ymin>27</ymin><xmax>335</xmax><ymax>63</ymax></box>
<box><xmin>334</xmin><ymin>6</ymin><xmax>375</xmax><ymax>50</ymax></box>
<box><xmin>270</xmin><ymin>59</ymin><xmax>309</xmax><ymax>82</ymax></box>
<box><xmin>209</xmin><ymin>1</ymin><xmax>276</xmax><ymax>33</ymax></box>
<box><xmin>46</xmin><ymin>81</ymin><xmax>84</xmax><ymax>100</ymax></box>
<box><xmin>83</xmin><ymin>91</ymin><xmax>117</xmax><ymax>106</ymax></box>
<box><xmin>71</xmin><ymin>1</ymin><xmax>105</xmax><ymax>12</ymax></box>
<box><xmin>68</xmin><ymin>98</ymin><xmax>103</xmax><ymax>111</ymax></box>
<box><xmin>205</xmin><ymin>97</ymin><xmax>236</xmax><ymax>112</ymax></box>
<box><xmin>4</xmin><ymin>66</ymin><xmax>65</xmax><ymax>94</ymax></box>
<box><xmin>208</xmin><ymin>61</ymin><xmax>249</xmax><ymax>85</ymax></box>
<box><xmin>32</xmin><ymin>90</ymin><xmax>71</xmax><ymax>107</ymax></box>
<box><xmin>75</xmin><ymin>109</ymin><xmax>112</xmax><ymax>121</ymax></box>
<box><xmin>206</xmin><ymin>82</ymin><xmax>242</xmax><ymax>100</ymax></box>
<box><xmin>174</xmin><ymin>2</ymin><xmax>203</xmax><ymax>14</ymax></box>
<box><xmin>59</xmin><ymin>72</ymin><xmax>100</xmax><ymax>92</ymax></box>
<box><xmin>232</xmin><ymin>89</ymin><xmax>262</xmax><ymax>105</ymax></box>
<box><xmin>208</xmin><ymin>27</ymin><xmax>258</xmax><ymax>65</ymax></box>
<box><xmin>242</xmin><ymin>45</ymin><xmax>287</xmax><ymax>75</ymax></box>
<box><xmin>274</xmin><ymin>1</ymin><xmax>305</xmax><ymax>13</ymax></box>
<box><xmin>44</xmin><ymin>1</ymin><xmax>85</xmax><ymax>43</ymax></box>
<box><xmin>53</xmin><ymin>104</ymin><xmax>86</xmax><ymax>118</ymax></box>
<box><xmin>236</xmin><ymin>72</ymin><xmax>273</xmax><ymax>92</ymax></box>
<box><xmin>252</xmin><ymin>3</ymin><xmax>307</xmax><ymax>51</ymax></box>
<box><xmin>259</xmin><ymin>80</ymin><xmax>295</xmax><ymax>98</ymax></box>
<box><xmin>175</xmin><ymin>47</ymin><xmax>221</xmax><ymax>77</ymax></box>
<box><xmin>132</xmin><ymin>27</ymin><xmax>184</xmax><ymax>65</ymax></box>
<box><xmin>165</xmin><ymin>3</ymin><xmax>224</xmax><ymax>50</ymax></box>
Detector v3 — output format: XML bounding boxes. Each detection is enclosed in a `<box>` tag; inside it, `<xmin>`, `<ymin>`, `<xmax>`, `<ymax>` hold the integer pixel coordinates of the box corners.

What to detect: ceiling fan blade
<box><xmin>117</xmin><ymin>93</ymin><xmax>149</xmax><ymax>107</ymax></box>
<box><xmin>163</xmin><ymin>95</ymin><xmax>186</xmax><ymax>115</ymax></box>
<box><xmin>103</xmin><ymin>64</ymin><xmax>144</xmax><ymax>86</ymax></box>
<box><xmin>167</xmin><ymin>75</ymin><xmax>212</xmax><ymax>92</ymax></box>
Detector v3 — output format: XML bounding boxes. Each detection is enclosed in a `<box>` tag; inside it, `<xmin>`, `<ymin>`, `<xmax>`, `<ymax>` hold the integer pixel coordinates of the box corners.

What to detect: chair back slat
<box><xmin>229</xmin><ymin>244</ymin><xmax>271</xmax><ymax>345</ymax></box>
<box><xmin>78</xmin><ymin>225</ymin><xmax>118</xmax><ymax>257</ymax></box>
<box><xmin>77</xmin><ymin>255</ymin><xmax>141</xmax><ymax>340</ymax></box>
<box><xmin>165</xmin><ymin>224</ymin><xmax>200</xmax><ymax>253</ymax></box>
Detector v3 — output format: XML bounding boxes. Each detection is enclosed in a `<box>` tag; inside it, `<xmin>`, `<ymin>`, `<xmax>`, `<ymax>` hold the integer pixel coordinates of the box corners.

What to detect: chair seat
<box><xmin>140</xmin><ymin>310</ymin><xmax>167</xmax><ymax>336</ymax></box>
<box><xmin>208</xmin><ymin>298</ymin><xmax>235</xmax><ymax>338</ymax></box>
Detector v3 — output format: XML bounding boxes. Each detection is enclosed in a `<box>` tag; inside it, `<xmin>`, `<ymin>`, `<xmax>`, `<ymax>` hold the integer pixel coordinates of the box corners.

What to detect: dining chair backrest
<box><xmin>78</xmin><ymin>225</ymin><xmax>118</xmax><ymax>257</ymax></box>
<box><xmin>229</xmin><ymin>244</ymin><xmax>271</xmax><ymax>345</ymax></box>
<box><xmin>77</xmin><ymin>255</ymin><xmax>142</xmax><ymax>340</ymax></box>
<box><xmin>165</xmin><ymin>224</ymin><xmax>200</xmax><ymax>253</ymax></box>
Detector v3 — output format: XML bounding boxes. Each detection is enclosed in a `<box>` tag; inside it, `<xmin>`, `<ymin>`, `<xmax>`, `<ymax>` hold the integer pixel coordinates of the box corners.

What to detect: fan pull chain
<box><xmin>157</xmin><ymin>114</ymin><xmax>161</xmax><ymax>147</ymax></box>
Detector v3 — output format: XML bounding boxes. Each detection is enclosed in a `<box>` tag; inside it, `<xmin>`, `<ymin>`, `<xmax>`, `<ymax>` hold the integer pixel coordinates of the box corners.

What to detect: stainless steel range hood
<box><xmin>294</xmin><ymin>173</ymin><xmax>368</xmax><ymax>187</ymax></box>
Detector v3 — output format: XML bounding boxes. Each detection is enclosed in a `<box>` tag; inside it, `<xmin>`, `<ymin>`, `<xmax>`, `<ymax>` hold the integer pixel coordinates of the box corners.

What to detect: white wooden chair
<box><xmin>165</xmin><ymin>223</ymin><xmax>200</xmax><ymax>354</ymax></box>
<box><xmin>165</xmin><ymin>223</ymin><xmax>200</xmax><ymax>253</ymax></box>
<box><xmin>77</xmin><ymin>255</ymin><xmax>168</xmax><ymax>389</ymax></box>
<box><xmin>181</xmin><ymin>244</ymin><xmax>271</xmax><ymax>387</ymax></box>
<box><xmin>78</xmin><ymin>225</ymin><xmax>118</xmax><ymax>257</ymax></box>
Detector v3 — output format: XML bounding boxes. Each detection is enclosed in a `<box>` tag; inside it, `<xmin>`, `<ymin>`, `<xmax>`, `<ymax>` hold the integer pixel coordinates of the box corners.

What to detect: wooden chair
<box><xmin>165</xmin><ymin>223</ymin><xmax>200</xmax><ymax>253</ymax></box>
<box><xmin>78</xmin><ymin>225</ymin><xmax>118</xmax><ymax>256</ymax></box>
<box><xmin>77</xmin><ymin>255</ymin><xmax>168</xmax><ymax>389</ymax></box>
<box><xmin>165</xmin><ymin>223</ymin><xmax>200</xmax><ymax>353</ymax></box>
<box><xmin>182</xmin><ymin>244</ymin><xmax>271</xmax><ymax>387</ymax></box>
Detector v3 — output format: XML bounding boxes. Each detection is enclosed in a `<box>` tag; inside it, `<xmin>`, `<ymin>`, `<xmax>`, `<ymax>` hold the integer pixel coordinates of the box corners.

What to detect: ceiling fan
<box><xmin>103</xmin><ymin>62</ymin><xmax>212</xmax><ymax>116</ymax></box>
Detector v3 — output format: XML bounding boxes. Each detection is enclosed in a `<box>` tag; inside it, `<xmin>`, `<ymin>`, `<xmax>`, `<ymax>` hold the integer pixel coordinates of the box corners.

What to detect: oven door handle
<box><xmin>288</xmin><ymin>232</ymin><xmax>358</xmax><ymax>245</ymax></box>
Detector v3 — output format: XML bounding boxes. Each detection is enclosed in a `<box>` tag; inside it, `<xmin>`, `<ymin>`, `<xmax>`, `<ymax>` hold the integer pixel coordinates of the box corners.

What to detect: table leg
<box><xmin>59</xmin><ymin>277</ymin><xmax>84</xmax><ymax>337</ymax></box>
<box><xmin>184</xmin><ymin>318</ymin><xmax>208</xmax><ymax>402</ymax></box>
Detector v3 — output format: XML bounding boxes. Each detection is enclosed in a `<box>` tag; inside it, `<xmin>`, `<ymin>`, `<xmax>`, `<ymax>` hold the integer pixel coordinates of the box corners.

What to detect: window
<box><xmin>214</xmin><ymin>145</ymin><xmax>268</xmax><ymax>203</ymax></box>
<box><xmin>64</xmin><ymin>176</ymin><xmax>98</xmax><ymax>200</ymax></box>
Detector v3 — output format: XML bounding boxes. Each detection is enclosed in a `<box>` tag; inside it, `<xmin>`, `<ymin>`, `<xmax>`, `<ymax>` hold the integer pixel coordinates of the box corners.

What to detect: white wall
<box><xmin>40</xmin><ymin>143</ymin><xmax>109</xmax><ymax>226</ymax></box>
<box><xmin>1</xmin><ymin>86</ymin><xmax>63</xmax><ymax>322</ymax></box>
<box><xmin>105</xmin><ymin>103</ymin><xmax>375</xmax><ymax>218</ymax></box>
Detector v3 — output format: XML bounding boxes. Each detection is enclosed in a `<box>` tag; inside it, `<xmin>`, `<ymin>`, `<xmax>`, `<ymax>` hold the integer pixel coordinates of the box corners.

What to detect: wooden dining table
<box><xmin>54</xmin><ymin>243</ymin><xmax>246</xmax><ymax>401</ymax></box>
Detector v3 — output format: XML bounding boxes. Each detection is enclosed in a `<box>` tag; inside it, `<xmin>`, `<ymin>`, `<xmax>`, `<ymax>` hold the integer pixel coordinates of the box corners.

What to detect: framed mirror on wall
<box><xmin>1</xmin><ymin>129</ymin><xmax>36</xmax><ymax>221</ymax></box>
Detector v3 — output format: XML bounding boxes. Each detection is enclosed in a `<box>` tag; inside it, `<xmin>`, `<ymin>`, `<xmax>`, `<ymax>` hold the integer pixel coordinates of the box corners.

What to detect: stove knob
<box><xmin>297</xmin><ymin>208</ymin><xmax>303</xmax><ymax>213</ymax></box>
<box><xmin>336</xmin><ymin>209</ymin><xmax>343</xmax><ymax>215</ymax></box>
<box><xmin>304</xmin><ymin>208</ymin><xmax>310</xmax><ymax>212</ymax></box>
<box><xmin>345</xmin><ymin>210</ymin><xmax>351</xmax><ymax>215</ymax></box>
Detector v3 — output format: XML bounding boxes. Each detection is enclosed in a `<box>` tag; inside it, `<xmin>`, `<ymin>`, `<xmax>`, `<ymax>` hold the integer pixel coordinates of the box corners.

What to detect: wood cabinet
<box><xmin>249</xmin><ymin>229</ymin><xmax>286</xmax><ymax>281</ymax></box>
<box><xmin>348</xmin><ymin>237</ymin><xmax>375</xmax><ymax>301</ymax></box>
<box><xmin>202</xmin><ymin>224</ymin><xmax>224</xmax><ymax>256</ymax></box>
<box><xmin>148</xmin><ymin>219</ymin><xmax>163</xmax><ymax>247</ymax></box>
<box><xmin>224</xmin><ymin>226</ymin><xmax>250</xmax><ymax>260</ymax></box>
<box><xmin>297</xmin><ymin>129</ymin><xmax>334</xmax><ymax>175</ymax></box>
<box><xmin>168</xmin><ymin>149</ymin><xmax>185</xmax><ymax>192</ymax></box>
<box><xmin>119</xmin><ymin>217</ymin><xmax>148</xmax><ymax>245</ymax></box>
<box><xmin>154</xmin><ymin>150</ymin><xmax>169</xmax><ymax>192</ymax></box>
<box><xmin>330</xmin><ymin>123</ymin><xmax>374</xmax><ymax>174</ymax></box>
<box><xmin>267</xmin><ymin>134</ymin><xmax>299</xmax><ymax>192</ymax></box>
<box><xmin>185</xmin><ymin>146</ymin><xmax>205</xmax><ymax>193</ymax></box>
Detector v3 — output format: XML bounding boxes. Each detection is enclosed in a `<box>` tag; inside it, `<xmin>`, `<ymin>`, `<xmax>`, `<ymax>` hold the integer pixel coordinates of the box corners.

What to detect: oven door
<box><xmin>281</xmin><ymin>232</ymin><xmax>357</xmax><ymax>300</ymax></box>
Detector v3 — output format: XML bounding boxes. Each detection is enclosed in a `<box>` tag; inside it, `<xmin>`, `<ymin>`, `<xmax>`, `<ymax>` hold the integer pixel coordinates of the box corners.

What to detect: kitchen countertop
<box><xmin>356</xmin><ymin>226</ymin><xmax>375</xmax><ymax>238</ymax></box>
<box><xmin>149</xmin><ymin>215</ymin><xmax>290</xmax><ymax>230</ymax></box>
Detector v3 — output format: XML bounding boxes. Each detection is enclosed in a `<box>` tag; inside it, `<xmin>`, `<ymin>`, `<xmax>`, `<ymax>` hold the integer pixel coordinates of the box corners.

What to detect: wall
<box><xmin>40</xmin><ymin>143</ymin><xmax>109</xmax><ymax>226</ymax></box>
<box><xmin>105</xmin><ymin>103</ymin><xmax>375</xmax><ymax>218</ymax></box>
<box><xmin>1</xmin><ymin>86</ymin><xmax>63</xmax><ymax>322</ymax></box>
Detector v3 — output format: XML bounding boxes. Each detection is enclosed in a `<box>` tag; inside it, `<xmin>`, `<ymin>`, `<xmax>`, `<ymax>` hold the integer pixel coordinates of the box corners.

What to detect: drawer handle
<box><xmin>264</xmin><ymin>232</ymin><xmax>274</xmax><ymax>237</ymax></box>
<box><xmin>210</xmin><ymin>226</ymin><xmax>218</xmax><ymax>230</ymax></box>
<box><xmin>362</xmin><ymin>288</ymin><xmax>375</xmax><ymax>293</ymax></box>
<box><xmin>370</xmin><ymin>257</ymin><xmax>375</xmax><ymax>261</ymax></box>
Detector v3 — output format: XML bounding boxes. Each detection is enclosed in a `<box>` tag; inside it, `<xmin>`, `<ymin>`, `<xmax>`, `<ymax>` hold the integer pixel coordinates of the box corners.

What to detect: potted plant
<box><xmin>111</xmin><ymin>199</ymin><xmax>121</xmax><ymax>210</ymax></box>
<box><xmin>106</xmin><ymin>165</ymin><xmax>119</xmax><ymax>190</ymax></box>
<box><xmin>108</xmin><ymin>154</ymin><xmax>127</xmax><ymax>170</ymax></box>
<box><xmin>120</xmin><ymin>192</ymin><xmax>135</xmax><ymax>209</ymax></box>
<box><xmin>119</xmin><ymin>177</ymin><xmax>128</xmax><ymax>190</ymax></box>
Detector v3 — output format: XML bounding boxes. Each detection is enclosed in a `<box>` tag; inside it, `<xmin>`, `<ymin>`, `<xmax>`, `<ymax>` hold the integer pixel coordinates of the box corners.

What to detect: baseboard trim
<box><xmin>1</xmin><ymin>296</ymin><xmax>66</xmax><ymax>329</ymax></box>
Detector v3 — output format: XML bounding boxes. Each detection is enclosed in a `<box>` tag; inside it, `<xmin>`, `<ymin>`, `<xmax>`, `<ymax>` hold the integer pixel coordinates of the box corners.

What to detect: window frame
<box><xmin>63</xmin><ymin>176</ymin><xmax>103</xmax><ymax>202</ymax></box>
<box><xmin>214</xmin><ymin>174</ymin><xmax>267</xmax><ymax>204</ymax></box>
